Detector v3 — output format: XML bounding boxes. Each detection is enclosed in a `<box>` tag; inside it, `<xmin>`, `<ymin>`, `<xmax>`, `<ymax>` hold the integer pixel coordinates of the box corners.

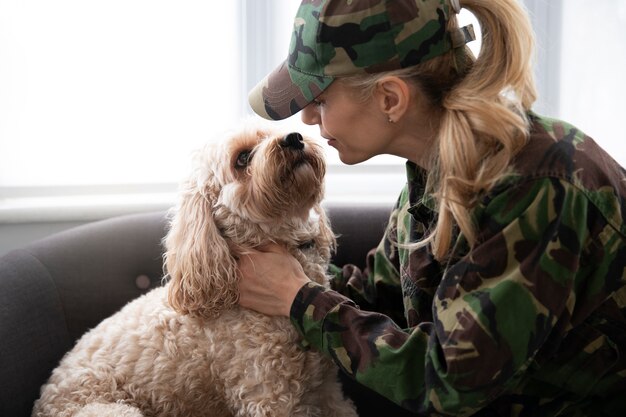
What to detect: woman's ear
<box><xmin>375</xmin><ymin>76</ymin><xmax>411</xmax><ymax>123</ymax></box>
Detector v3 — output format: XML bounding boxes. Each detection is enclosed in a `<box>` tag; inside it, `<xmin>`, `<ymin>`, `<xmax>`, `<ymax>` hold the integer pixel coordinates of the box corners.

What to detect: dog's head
<box><xmin>164</xmin><ymin>121</ymin><xmax>333</xmax><ymax>319</ymax></box>
<box><xmin>210</xmin><ymin>123</ymin><xmax>326</xmax><ymax>223</ymax></box>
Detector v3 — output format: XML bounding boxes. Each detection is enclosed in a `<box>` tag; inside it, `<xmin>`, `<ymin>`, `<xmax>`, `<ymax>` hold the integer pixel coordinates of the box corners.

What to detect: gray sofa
<box><xmin>0</xmin><ymin>202</ymin><xmax>392</xmax><ymax>417</ymax></box>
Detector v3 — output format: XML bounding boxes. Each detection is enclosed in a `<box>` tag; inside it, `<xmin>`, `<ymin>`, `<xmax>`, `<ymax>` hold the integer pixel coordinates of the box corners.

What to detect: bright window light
<box><xmin>0</xmin><ymin>0</ymin><xmax>240</xmax><ymax>187</ymax></box>
<box><xmin>558</xmin><ymin>0</ymin><xmax>626</xmax><ymax>166</ymax></box>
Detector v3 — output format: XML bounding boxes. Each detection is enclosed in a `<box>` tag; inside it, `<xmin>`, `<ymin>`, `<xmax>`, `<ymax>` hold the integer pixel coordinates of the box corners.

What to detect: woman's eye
<box><xmin>235</xmin><ymin>150</ymin><xmax>252</xmax><ymax>168</ymax></box>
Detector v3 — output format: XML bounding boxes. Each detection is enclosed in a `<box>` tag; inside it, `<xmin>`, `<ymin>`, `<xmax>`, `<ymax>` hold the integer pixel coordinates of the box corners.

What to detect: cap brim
<box><xmin>248</xmin><ymin>61</ymin><xmax>334</xmax><ymax>121</ymax></box>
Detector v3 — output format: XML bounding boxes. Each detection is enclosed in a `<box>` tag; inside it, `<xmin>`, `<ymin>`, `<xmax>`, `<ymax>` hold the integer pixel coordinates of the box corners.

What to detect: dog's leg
<box><xmin>302</xmin><ymin>360</ymin><xmax>358</xmax><ymax>417</ymax></box>
<box><xmin>74</xmin><ymin>403</ymin><xmax>144</xmax><ymax>417</ymax></box>
<box><xmin>318</xmin><ymin>377</ymin><xmax>359</xmax><ymax>417</ymax></box>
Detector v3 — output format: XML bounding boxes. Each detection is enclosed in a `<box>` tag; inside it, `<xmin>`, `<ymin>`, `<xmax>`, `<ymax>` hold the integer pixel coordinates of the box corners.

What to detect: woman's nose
<box><xmin>301</xmin><ymin>103</ymin><xmax>320</xmax><ymax>126</ymax></box>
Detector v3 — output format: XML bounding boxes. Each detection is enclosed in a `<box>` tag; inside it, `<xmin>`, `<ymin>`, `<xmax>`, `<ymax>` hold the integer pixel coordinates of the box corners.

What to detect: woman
<box><xmin>241</xmin><ymin>0</ymin><xmax>626</xmax><ymax>415</ymax></box>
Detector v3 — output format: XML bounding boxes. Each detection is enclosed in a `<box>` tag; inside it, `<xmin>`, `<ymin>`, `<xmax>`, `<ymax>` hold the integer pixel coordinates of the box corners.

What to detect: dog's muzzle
<box><xmin>280</xmin><ymin>132</ymin><xmax>304</xmax><ymax>150</ymax></box>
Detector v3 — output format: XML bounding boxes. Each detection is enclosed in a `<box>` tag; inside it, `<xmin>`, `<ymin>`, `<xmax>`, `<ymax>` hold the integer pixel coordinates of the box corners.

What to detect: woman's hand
<box><xmin>237</xmin><ymin>243</ymin><xmax>310</xmax><ymax>317</ymax></box>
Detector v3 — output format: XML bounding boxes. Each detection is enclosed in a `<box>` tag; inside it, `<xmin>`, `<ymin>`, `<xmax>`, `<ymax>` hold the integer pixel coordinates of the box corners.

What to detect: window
<box><xmin>526</xmin><ymin>0</ymin><xmax>626</xmax><ymax>166</ymax></box>
<box><xmin>557</xmin><ymin>0</ymin><xmax>626</xmax><ymax>165</ymax></box>
<box><xmin>0</xmin><ymin>0</ymin><xmax>241</xmax><ymax>188</ymax></box>
<box><xmin>0</xmin><ymin>0</ymin><xmax>624</xmax><ymax>222</ymax></box>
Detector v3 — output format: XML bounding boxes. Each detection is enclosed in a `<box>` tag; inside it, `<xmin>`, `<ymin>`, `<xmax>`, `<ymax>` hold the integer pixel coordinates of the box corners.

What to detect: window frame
<box><xmin>523</xmin><ymin>0</ymin><xmax>563</xmax><ymax>117</ymax></box>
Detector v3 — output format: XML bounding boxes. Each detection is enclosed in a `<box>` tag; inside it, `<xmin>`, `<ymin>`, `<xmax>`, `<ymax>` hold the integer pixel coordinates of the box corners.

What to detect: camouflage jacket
<box><xmin>290</xmin><ymin>113</ymin><xmax>626</xmax><ymax>416</ymax></box>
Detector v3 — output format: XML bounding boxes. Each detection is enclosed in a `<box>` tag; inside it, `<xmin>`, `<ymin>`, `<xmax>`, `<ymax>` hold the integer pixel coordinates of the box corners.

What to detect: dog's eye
<box><xmin>235</xmin><ymin>150</ymin><xmax>252</xmax><ymax>169</ymax></box>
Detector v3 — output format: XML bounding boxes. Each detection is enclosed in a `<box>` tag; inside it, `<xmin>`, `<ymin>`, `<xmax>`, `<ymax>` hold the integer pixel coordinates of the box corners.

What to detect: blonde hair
<box><xmin>342</xmin><ymin>0</ymin><xmax>537</xmax><ymax>260</ymax></box>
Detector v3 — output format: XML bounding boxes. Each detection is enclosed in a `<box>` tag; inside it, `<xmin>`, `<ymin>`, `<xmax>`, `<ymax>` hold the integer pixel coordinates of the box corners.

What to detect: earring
<box><xmin>388</xmin><ymin>117</ymin><xmax>394</xmax><ymax>123</ymax></box>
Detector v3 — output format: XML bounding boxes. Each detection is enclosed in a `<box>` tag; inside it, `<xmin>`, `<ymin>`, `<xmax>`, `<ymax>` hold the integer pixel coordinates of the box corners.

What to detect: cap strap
<box><xmin>450</xmin><ymin>24</ymin><xmax>476</xmax><ymax>74</ymax></box>
<box><xmin>450</xmin><ymin>24</ymin><xmax>476</xmax><ymax>48</ymax></box>
<box><xmin>449</xmin><ymin>0</ymin><xmax>462</xmax><ymax>14</ymax></box>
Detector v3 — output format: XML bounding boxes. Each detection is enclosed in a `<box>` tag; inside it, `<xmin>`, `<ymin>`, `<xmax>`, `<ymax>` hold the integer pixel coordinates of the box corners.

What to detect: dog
<box><xmin>32</xmin><ymin>122</ymin><xmax>357</xmax><ymax>417</ymax></box>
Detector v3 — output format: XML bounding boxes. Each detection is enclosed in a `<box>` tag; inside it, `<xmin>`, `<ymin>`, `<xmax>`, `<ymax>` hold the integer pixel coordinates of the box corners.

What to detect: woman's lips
<box><xmin>321</xmin><ymin>134</ymin><xmax>337</xmax><ymax>147</ymax></box>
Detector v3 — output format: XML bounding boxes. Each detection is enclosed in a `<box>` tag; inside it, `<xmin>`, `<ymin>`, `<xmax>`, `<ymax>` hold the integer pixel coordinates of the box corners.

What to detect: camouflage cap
<box><xmin>249</xmin><ymin>0</ymin><xmax>472</xmax><ymax>121</ymax></box>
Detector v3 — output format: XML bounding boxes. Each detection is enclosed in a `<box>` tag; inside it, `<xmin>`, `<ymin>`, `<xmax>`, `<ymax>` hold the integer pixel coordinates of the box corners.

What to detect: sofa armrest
<box><xmin>0</xmin><ymin>211</ymin><xmax>168</xmax><ymax>417</ymax></box>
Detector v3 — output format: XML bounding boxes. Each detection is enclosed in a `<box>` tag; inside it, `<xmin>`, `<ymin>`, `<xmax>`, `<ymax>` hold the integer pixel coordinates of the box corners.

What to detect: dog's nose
<box><xmin>280</xmin><ymin>132</ymin><xmax>304</xmax><ymax>150</ymax></box>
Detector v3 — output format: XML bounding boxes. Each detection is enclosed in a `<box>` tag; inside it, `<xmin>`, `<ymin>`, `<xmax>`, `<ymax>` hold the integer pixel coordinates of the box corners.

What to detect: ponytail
<box><xmin>432</xmin><ymin>0</ymin><xmax>537</xmax><ymax>259</ymax></box>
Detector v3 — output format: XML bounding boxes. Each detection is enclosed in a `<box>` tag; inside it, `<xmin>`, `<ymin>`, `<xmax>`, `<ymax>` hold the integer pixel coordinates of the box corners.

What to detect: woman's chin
<box><xmin>337</xmin><ymin>152</ymin><xmax>371</xmax><ymax>166</ymax></box>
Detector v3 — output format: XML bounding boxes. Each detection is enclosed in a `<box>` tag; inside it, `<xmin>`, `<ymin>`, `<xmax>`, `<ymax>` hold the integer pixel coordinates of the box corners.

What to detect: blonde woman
<box><xmin>240</xmin><ymin>0</ymin><xmax>626</xmax><ymax>415</ymax></box>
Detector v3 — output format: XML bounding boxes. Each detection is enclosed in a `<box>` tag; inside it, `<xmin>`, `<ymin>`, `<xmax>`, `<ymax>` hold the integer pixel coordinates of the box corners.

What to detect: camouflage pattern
<box><xmin>249</xmin><ymin>0</ymin><xmax>469</xmax><ymax>120</ymax></box>
<box><xmin>290</xmin><ymin>112</ymin><xmax>626</xmax><ymax>416</ymax></box>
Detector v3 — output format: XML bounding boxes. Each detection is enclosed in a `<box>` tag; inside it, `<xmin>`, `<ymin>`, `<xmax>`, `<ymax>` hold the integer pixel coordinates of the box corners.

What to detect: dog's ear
<box><xmin>164</xmin><ymin>185</ymin><xmax>238</xmax><ymax>319</ymax></box>
<box><xmin>314</xmin><ymin>205</ymin><xmax>337</xmax><ymax>262</ymax></box>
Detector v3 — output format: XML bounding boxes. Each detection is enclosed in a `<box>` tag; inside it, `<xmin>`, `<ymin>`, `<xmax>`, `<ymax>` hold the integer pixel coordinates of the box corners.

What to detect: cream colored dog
<box><xmin>33</xmin><ymin>123</ymin><xmax>357</xmax><ymax>417</ymax></box>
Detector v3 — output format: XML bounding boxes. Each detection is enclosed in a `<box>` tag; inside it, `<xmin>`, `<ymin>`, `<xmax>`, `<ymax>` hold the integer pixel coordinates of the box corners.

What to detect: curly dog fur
<box><xmin>33</xmin><ymin>121</ymin><xmax>357</xmax><ymax>417</ymax></box>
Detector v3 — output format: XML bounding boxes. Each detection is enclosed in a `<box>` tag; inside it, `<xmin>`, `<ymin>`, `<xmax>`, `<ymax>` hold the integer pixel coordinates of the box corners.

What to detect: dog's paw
<box><xmin>75</xmin><ymin>402</ymin><xmax>144</xmax><ymax>417</ymax></box>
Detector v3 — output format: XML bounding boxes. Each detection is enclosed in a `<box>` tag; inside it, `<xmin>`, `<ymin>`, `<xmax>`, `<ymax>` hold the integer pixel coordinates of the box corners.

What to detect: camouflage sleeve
<box><xmin>291</xmin><ymin>177</ymin><xmax>607</xmax><ymax>415</ymax></box>
<box><xmin>328</xmin><ymin>191</ymin><xmax>407</xmax><ymax>327</ymax></box>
